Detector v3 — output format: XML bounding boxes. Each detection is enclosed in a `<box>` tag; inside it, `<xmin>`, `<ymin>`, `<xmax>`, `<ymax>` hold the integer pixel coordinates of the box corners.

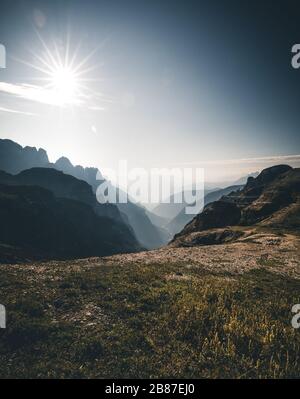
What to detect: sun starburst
<box><xmin>13</xmin><ymin>29</ymin><xmax>105</xmax><ymax>107</ymax></box>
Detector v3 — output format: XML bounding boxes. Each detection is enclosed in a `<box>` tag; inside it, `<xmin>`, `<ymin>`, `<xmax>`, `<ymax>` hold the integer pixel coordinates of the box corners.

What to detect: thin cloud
<box><xmin>0</xmin><ymin>81</ymin><xmax>109</xmax><ymax>112</ymax></box>
<box><xmin>0</xmin><ymin>81</ymin><xmax>83</xmax><ymax>107</ymax></box>
<box><xmin>177</xmin><ymin>154</ymin><xmax>300</xmax><ymax>166</ymax></box>
<box><xmin>0</xmin><ymin>105</ymin><xmax>36</xmax><ymax>116</ymax></box>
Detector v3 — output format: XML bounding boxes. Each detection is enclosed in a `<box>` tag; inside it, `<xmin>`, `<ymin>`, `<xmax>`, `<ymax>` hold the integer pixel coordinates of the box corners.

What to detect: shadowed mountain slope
<box><xmin>0</xmin><ymin>183</ymin><xmax>141</xmax><ymax>262</ymax></box>
<box><xmin>0</xmin><ymin>168</ymin><xmax>123</xmax><ymax>222</ymax></box>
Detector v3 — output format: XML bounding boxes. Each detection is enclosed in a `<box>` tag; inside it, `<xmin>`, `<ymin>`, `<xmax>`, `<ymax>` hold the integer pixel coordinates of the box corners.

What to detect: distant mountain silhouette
<box><xmin>173</xmin><ymin>165</ymin><xmax>300</xmax><ymax>245</ymax></box>
<box><xmin>0</xmin><ymin>139</ymin><xmax>49</xmax><ymax>174</ymax></box>
<box><xmin>0</xmin><ymin>183</ymin><xmax>141</xmax><ymax>263</ymax></box>
<box><xmin>145</xmin><ymin>210</ymin><xmax>170</xmax><ymax>232</ymax></box>
<box><xmin>55</xmin><ymin>156</ymin><xmax>101</xmax><ymax>193</ymax></box>
<box><xmin>203</xmin><ymin>185</ymin><xmax>244</xmax><ymax>205</ymax></box>
<box><xmin>232</xmin><ymin>171</ymin><xmax>259</xmax><ymax>186</ymax></box>
<box><xmin>151</xmin><ymin>189</ymin><xmax>216</xmax><ymax>221</ymax></box>
<box><xmin>0</xmin><ymin>138</ymin><xmax>167</xmax><ymax>249</ymax></box>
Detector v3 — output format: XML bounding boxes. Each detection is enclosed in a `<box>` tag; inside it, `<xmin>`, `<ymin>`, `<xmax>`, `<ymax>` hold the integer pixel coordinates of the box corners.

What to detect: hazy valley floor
<box><xmin>0</xmin><ymin>230</ymin><xmax>300</xmax><ymax>378</ymax></box>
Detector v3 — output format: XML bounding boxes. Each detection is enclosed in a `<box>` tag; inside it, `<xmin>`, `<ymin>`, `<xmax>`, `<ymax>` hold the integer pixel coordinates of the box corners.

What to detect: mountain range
<box><xmin>0</xmin><ymin>139</ymin><xmax>168</xmax><ymax>250</ymax></box>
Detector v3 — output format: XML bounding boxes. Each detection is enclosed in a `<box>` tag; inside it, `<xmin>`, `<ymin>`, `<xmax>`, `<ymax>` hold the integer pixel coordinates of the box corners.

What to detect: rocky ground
<box><xmin>102</xmin><ymin>229</ymin><xmax>300</xmax><ymax>278</ymax></box>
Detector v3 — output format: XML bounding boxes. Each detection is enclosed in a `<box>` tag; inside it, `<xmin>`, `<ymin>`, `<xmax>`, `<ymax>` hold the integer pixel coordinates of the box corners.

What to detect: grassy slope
<box><xmin>1</xmin><ymin>253</ymin><xmax>300</xmax><ymax>378</ymax></box>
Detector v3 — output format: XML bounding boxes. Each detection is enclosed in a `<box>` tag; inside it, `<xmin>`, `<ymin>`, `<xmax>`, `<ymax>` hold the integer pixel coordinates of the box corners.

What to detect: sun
<box><xmin>16</xmin><ymin>32</ymin><xmax>103</xmax><ymax>107</ymax></box>
<box><xmin>49</xmin><ymin>66</ymin><xmax>79</xmax><ymax>104</ymax></box>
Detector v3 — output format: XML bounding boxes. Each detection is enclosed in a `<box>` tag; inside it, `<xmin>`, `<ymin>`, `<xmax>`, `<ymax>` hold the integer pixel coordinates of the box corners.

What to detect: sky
<box><xmin>0</xmin><ymin>0</ymin><xmax>300</xmax><ymax>183</ymax></box>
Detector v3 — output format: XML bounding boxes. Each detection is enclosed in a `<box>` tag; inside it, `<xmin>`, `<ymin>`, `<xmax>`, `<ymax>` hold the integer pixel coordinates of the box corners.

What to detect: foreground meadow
<box><xmin>0</xmin><ymin>233</ymin><xmax>300</xmax><ymax>378</ymax></box>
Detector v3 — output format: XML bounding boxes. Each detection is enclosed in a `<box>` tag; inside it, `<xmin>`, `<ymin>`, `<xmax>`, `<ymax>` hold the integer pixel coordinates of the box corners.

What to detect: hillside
<box><xmin>0</xmin><ymin>183</ymin><xmax>141</xmax><ymax>262</ymax></box>
<box><xmin>0</xmin><ymin>167</ymin><xmax>123</xmax><ymax>222</ymax></box>
<box><xmin>173</xmin><ymin>165</ymin><xmax>300</xmax><ymax>246</ymax></box>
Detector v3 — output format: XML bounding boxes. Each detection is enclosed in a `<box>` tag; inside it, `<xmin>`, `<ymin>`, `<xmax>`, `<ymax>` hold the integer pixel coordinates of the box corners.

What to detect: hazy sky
<box><xmin>0</xmin><ymin>0</ymin><xmax>300</xmax><ymax>182</ymax></box>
